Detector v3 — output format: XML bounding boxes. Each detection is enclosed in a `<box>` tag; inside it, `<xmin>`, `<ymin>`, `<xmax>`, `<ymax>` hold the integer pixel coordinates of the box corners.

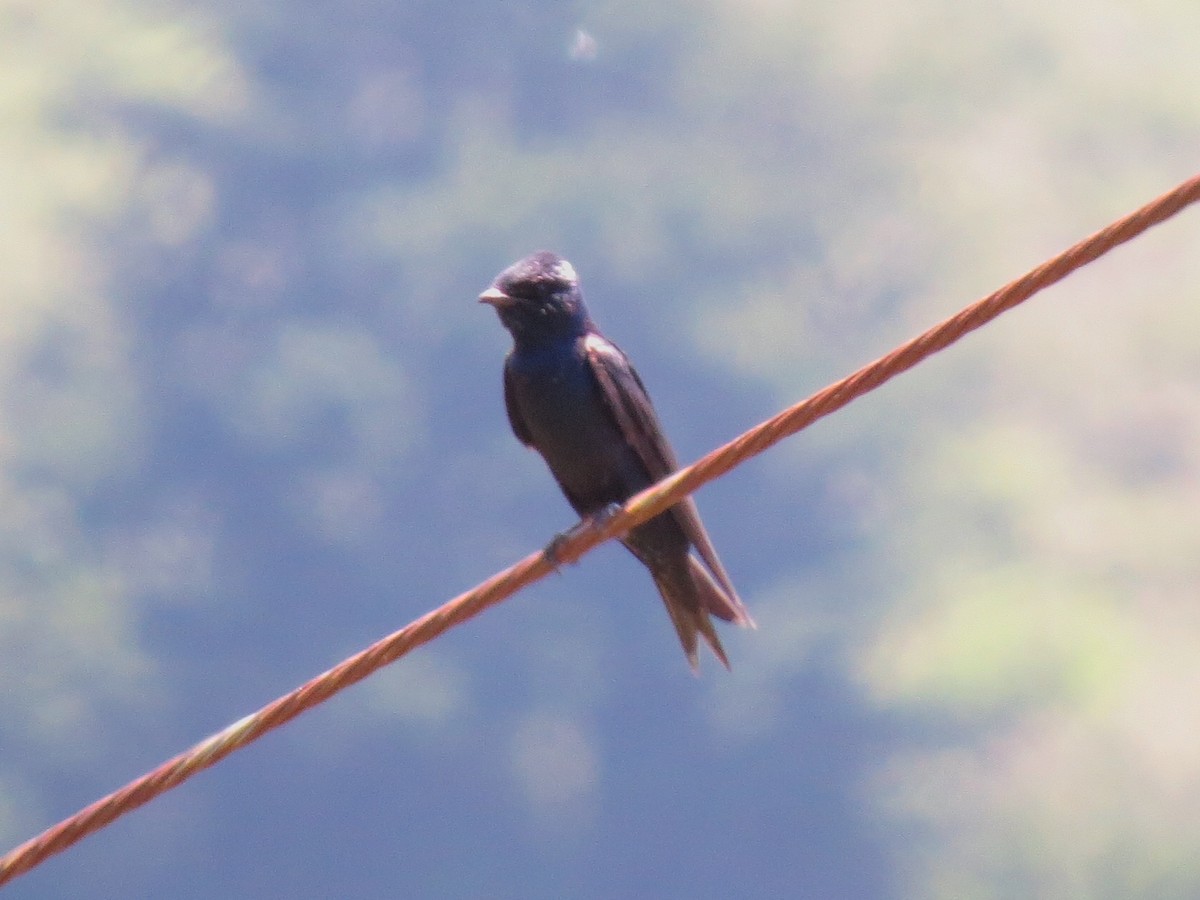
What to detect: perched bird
<box><xmin>480</xmin><ymin>251</ymin><xmax>754</xmax><ymax>670</ymax></box>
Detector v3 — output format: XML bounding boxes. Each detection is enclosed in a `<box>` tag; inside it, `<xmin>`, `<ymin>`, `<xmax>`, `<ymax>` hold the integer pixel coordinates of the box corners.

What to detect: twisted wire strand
<box><xmin>2</xmin><ymin>171</ymin><xmax>1197</xmax><ymax>888</ymax></box>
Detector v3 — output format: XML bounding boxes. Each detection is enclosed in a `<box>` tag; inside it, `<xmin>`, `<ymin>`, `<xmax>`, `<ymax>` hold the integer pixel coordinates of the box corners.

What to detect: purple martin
<box><xmin>480</xmin><ymin>251</ymin><xmax>754</xmax><ymax>670</ymax></box>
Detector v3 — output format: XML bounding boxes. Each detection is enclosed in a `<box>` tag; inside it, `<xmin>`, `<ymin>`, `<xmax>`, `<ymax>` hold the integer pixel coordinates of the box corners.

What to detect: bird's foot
<box><xmin>585</xmin><ymin>502</ymin><xmax>624</xmax><ymax>542</ymax></box>
<box><xmin>543</xmin><ymin>503</ymin><xmax>623</xmax><ymax>569</ymax></box>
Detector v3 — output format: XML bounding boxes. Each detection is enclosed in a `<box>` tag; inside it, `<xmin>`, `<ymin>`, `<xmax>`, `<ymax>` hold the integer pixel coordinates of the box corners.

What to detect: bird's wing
<box><xmin>503</xmin><ymin>359</ymin><xmax>534</xmax><ymax>446</ymax></box>
<box><xmin>583</xmin><ymin>333</ymin><xmax>677</xmax><ymax>480</ymax></box>
<box><xmin>582</xmin><ymin>334</ymin><xmax>742</xmax><ymax>603</ymax></box>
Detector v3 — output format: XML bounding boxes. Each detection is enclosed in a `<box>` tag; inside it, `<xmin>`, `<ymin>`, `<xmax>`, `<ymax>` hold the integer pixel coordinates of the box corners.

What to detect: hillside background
<box><xmin>2</xmin><ymin>1</ymin><xmax>1199</xmax><ymax>897</ymax></box>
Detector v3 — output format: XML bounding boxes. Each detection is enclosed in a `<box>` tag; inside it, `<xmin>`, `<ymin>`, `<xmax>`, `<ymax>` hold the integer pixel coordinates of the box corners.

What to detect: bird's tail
<box><xmin>651</xmin><ymin>555</ymin><xmax>754</xmax><ymax>672</ymax></box>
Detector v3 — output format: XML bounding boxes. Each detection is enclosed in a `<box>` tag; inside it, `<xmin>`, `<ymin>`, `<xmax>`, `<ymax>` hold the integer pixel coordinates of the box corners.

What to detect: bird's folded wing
<box><xmin>582</xmin><ymin>334</ymin><xmax>742</xmax><ymax>605</ymax></box>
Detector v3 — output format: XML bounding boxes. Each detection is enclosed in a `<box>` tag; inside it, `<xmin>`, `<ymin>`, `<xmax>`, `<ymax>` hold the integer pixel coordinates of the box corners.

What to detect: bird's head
<box><xmin>480</xmin><ymin>251</ymin><xmax>592</xmax><ymax>344</ymax></box>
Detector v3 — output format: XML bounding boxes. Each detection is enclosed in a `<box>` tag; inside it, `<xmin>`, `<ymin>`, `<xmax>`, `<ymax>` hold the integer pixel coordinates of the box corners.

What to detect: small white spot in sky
<box><xmin>567</xmin><ymin>28</ymin><xmax>598</xmax><ymax>63</ymax></box>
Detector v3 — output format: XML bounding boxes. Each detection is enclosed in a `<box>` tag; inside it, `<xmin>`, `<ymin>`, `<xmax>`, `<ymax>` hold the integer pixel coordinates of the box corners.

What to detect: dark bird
<box><xmin>480</xmin><ymin>251</ymin><xmax>754</xmax><ymax>670</ymax></box>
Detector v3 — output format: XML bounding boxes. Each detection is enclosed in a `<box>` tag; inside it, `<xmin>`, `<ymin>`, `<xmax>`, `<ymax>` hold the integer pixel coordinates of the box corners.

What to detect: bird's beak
<box><xmin>479</xmin><ymin>286</ymin><xmax>516</xmax><ymax>308</ymax></box>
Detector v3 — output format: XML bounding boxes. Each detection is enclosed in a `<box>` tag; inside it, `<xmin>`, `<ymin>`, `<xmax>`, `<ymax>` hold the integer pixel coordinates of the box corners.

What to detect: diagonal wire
<box><xmin>2</xmin><ymin>171</ymin><xmax>1198</xmax><ymax>889</ymax></box>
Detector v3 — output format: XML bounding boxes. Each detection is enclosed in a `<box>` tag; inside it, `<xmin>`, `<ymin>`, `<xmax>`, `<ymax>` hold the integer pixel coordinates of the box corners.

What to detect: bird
<box><xmin>480</xmin><ymin>250</ymin><xmax>754</xmax><ymax>670</ymax></box>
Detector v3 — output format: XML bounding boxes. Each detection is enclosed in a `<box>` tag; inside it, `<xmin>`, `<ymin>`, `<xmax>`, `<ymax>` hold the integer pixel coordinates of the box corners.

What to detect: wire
<box><xmin>1</xmin><ymin>171</ymin><xmax>1197</xmax><ymax>888</ymax></box>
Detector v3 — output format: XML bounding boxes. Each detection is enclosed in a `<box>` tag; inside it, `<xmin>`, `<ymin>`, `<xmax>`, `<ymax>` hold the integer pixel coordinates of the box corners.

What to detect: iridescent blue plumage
<box><xmin>481</xmin><ymin>251</ymin><xmax>754</xmax><ymax>670</ymax></box>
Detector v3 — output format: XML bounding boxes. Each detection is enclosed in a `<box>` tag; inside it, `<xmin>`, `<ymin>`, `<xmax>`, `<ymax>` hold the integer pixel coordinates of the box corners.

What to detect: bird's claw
<box><xmin>543</xmin><ymin>531</ymin><xmax>571</xmax><ymax>571</ymax></box>
<box><xmin>592</xmin><ymin>502</ymin><xmax>623</xmax><ymax>528</ymax></box>
<box><xmin>542</xmin><ymin>503</ymin><xmax>624</xmax><ymax>570</ymax></box>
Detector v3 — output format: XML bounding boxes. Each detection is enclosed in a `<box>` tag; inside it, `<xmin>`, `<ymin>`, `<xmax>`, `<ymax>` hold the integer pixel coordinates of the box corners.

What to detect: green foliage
<box><xmin>2</xmin><ymin>0</ymin><xmax>1199</xmax><ymax>894</ymax></box>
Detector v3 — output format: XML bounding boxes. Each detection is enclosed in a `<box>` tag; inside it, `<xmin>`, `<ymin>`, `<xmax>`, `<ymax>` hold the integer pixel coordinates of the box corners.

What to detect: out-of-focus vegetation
<box><xmin>2</xmin><ymin>0</ymin><xmax>1198</xmax><ymax>896</ymax></box>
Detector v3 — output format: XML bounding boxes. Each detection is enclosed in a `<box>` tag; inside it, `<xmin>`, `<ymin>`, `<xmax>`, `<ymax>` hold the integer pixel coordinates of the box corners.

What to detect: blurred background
<box><xmin>2</xmin><ymin>1</ymin><xmax>1199</xmax><ymax>897</ymax></box>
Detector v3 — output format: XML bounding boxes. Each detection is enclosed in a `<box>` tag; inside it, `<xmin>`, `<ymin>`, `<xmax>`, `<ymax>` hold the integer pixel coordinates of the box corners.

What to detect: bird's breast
<box><xmin>507</xmin><ymin>343</ymin><xmax>647</xmax><ymax>510</ymax></box>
